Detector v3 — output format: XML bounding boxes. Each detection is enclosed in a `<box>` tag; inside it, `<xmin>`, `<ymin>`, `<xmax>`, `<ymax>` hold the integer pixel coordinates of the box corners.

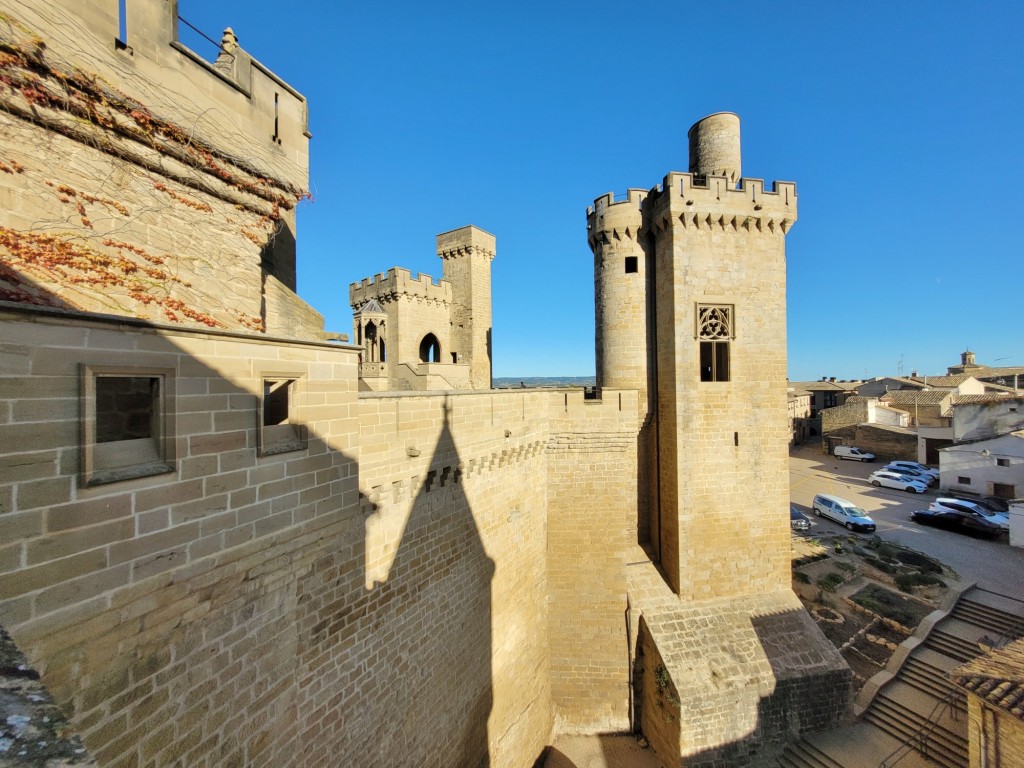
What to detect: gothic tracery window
<box><xmin>697</xmin><ymin>304</ymin><xmax>733</xmax><ymax>382</ymax></box>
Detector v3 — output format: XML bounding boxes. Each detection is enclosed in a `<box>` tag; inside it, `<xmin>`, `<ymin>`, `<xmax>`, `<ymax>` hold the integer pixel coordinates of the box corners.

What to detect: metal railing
<box><xmin>878</xmin><ymin>686</ymin><xmax>960</xmax><ymax>768</ymax></box>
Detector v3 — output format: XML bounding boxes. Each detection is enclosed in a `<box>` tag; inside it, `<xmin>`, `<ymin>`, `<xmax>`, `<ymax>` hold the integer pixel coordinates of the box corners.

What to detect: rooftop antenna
<box><xmin>897</xmin><ymin>354</ymin><xmax>904</xmax><ymax>378</ymax></box>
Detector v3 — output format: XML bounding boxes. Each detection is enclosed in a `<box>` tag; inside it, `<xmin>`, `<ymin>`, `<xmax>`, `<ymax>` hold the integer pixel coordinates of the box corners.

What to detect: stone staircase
<box><xmin>777</xmin><ymin>586</ymin><xmax>1024</xmax><ymax>768</ymax></box>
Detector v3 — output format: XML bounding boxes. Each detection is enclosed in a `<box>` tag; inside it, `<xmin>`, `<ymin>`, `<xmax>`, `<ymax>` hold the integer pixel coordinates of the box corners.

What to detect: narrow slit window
<box><xmin>273</xmin><ymin>92</ymin><xmax>280</xmax><ymax>143</ymax></box>
<box><xmin>117</xmin><ymin>0</ymin><xmax>128</xmax><ymax>45</ymax></box>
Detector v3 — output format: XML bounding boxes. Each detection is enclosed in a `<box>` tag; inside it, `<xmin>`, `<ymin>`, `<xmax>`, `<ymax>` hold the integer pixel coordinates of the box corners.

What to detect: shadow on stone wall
<box><xmin>296</xmin><ymin>400</ymin><xmax>496</xmax><ymax>764</ymax></box>
<box><xmin>1</xmin><ymin>274</ymin><xmax>496</xmax><ymax>766</ymax></box>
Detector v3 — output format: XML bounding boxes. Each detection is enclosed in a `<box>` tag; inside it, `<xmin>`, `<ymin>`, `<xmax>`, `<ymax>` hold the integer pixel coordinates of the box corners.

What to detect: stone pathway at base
<box><xmin>543</xmin><ymin>735</ymin><xmax>666</xmax><ymax>768</ymax></box>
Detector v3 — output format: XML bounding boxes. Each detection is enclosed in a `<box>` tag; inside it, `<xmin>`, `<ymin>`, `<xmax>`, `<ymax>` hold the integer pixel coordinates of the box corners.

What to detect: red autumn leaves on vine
<box><xmin>0</xmin><ymin>227</ymin><xmax>221</xmax><ymax>327</ymax></box>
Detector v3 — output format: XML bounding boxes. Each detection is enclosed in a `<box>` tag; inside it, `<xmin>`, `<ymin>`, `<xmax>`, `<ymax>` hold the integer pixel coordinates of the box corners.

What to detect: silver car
<box><xmin>812</xmin><ymin>494</ymin><xmax>877</xmax><ymax>532</ymax></box>
<box><xmin>869</xmin><ymin>470</ymin><xmax>928</xmax><ymax>494</ymax></box>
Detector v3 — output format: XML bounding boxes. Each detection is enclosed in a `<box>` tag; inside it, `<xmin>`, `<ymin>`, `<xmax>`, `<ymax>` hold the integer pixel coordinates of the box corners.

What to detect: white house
<box><xmin>939</xmin><ymin>430</ymin><xmax>1024</xmax><ymax>507</ymax></box>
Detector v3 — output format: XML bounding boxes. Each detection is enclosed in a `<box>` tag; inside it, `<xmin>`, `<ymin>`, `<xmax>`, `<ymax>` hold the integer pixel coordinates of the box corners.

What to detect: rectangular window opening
<box><xmin>260</xmin><ymin>378</ymin><xmax>306</xmax><ymax>456</ymax></box>
<box><xmin>957</xmin><ymin>476</ymin><xmax>971</xmax><ymax>485</ymax></box>
<box><xmin>625</xmin><ymin>256</ymin><xmax>638</xmax><ymax>274</ymax></box>
<box><xmin>83</xmin><ymin>368</ymin><xmax>174</xmax><ymax>485</ymax></box>
<box><xmin>700</xmin><ymin>340</ymin><xmax>731</xmax><ymax>382</ymax></box>
<box><xmin>996</xmin><ymin>458</ymin><xmax>1009</xmax><ymax>467</ymax></box>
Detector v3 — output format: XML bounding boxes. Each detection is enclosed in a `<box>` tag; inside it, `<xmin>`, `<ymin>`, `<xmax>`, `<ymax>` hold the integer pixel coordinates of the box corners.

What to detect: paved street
<box><xmin>790</xmin><ymin>444</ymin><xmax>1024</xmax><ymax>596</ymax></box>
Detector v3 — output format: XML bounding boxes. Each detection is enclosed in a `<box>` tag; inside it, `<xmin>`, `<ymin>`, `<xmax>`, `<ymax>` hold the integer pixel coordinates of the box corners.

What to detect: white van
<box><xmin>834</xmin><ymin>445</ymin><xmax>875</xmax><ymax>462</ymax></box>
<box><xmin>812</xmin><ymin>494</ymin><xmax>877</xmax><ymax>532</ymax></box>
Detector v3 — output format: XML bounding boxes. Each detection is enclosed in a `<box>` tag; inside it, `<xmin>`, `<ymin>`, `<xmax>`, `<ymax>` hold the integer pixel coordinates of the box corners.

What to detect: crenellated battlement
<box><xmin>586</xmin><ymin>189</ymin><xmax>647</xmax><ymax>250</ymax></box>
<box><xmin>7</xmin><ymin>1</ymin><xmax>311</xmax><ymax>196</ymax></box>
<box><xmin>644</xmin><ymin>172</ymin><xmax>797</xmax><ymax>236</ymax></box>
<box><xmin>586</xmin><ymin>188</ymin><xmax>648</xmax><ymax>221</ymax></box>
<box><xmin>349</xmin><ymin>267</ymin><xmax>452</xmax><ymax>310</ymax></box>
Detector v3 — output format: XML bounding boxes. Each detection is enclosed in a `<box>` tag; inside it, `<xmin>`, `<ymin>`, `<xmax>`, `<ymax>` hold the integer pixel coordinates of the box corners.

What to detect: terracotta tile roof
<box><xmin>957</xmin><ymin>366</ymin><xmax>1024</xmax><ymax>380</ymax></box>
<box><xmin>884</xmin><ymin>376</ymin><xmax>929</xmax><ymax>389</ymax></box>
<box><xmin>789</xmin><ymin>380</ymin><xmax>862</xmax><ymax>392</ymax></box>
<box><xmin>944</xmin><ymin>430</ymin><xmax>1024</xmax><ymax>447</ymax></box>
<box><xmin>908</xmin><ymin>374</ymin><xmax>976</xmax><ymax>387</ymax></box>
<box><xmin>881</xmin><ymin>389</ymin><xmax>952</xmax><ymax>406</ymax></box>
<box><xmin>983</xmin><ymin>382</ymin><xmax>1023</xmax><ymax>394</ymax></box>
<box><xmin>861</xmin><ymin>422</ymin><xmax>917</xmax><ymax>435</ymax></box>
<box><xmin>951</xmin><ymin>394</ymin><xmax>1019</xmax><ymax>407</ymax></box>
<box><xmin>952</xmin><ymin>637</ymin><xmax>1024</xmax><ymax>721</ymax></box>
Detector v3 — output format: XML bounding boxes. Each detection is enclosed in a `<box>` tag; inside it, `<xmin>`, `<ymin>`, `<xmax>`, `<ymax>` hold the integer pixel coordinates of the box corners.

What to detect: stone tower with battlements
<box><xmin>588</xmin><ymin>113</ymin><xmax>850</xmax><ymax>766</ymax></box>
<box><xmin>649</xmin><ymin>111</ymin><xmax>795</xmax><ymax>599</ymax></box>
<box><xmin>439</xmin><ymin>226</ymin><xmax>494</xmax><ymax>389</ymax></box>
<box><xmin>349</xmin><ymin>225</ymin><xmax>493</xmax><ymax>391</ymax></box>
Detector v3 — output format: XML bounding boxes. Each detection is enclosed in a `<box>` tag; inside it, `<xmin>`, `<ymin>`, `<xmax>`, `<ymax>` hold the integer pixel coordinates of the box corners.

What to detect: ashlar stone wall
<box><xmin>0</xmin><ymin>308</ymin><xmax>581</xmax><ymax>768</ymax></box>
<box><xmin>354</xmin><ymin>389</ymin><xmax>555</xmax><ymax>765</ymax></box>
<box><xmin>545</xmin><ymin>389</ymin><xmax>640</xmax><ymax>734</ymax></box>
<box><xmin>0</xmin><ymin>307</ymin><xmax>361</xmax><ymax>768</ymax></box>
<box><xmin>0</xmin><ymin>0</ymin><xmax>322</xmax><ymax>339</ymax></box>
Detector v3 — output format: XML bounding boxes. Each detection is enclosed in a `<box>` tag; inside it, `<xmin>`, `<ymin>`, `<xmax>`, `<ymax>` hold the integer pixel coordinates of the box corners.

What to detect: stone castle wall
<box><xmin>354</xmin><ymin>389</ymin><xmax>556</xmax><ymax>765</ymax></box>
<box><xmin>0</xmin><ymin>0</ymin><xmax>322</xmax><ymax>338</ymax></box>
<box><xmin>545</xmin><ymin>389</ymin><xmax>640</xmax><ymax>733</ymax></box>
<box><xmin>0</xmin><ymin>308</ymin><xmax>655</xmax><ymax>765</ymax></box>
<box><xmin>0</xmin><ymin>307</ymin><xmax>362</xmax><ymax>767</ymax></box>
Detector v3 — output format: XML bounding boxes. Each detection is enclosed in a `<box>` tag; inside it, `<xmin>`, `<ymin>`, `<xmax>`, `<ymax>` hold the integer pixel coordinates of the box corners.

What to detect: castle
<box><xmin>0</xmin><ymin>2</ymin><xmax>850</xmax><ymax>767</ymax></box>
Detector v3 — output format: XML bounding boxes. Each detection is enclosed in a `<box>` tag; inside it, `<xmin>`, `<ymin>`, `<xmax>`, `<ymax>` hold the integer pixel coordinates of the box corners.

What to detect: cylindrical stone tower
<box><xmin>687</xmin><ymin>111</ymin><xmax>741</xmax><ymax>186</ymax></box>
<box><xmin>588</xmin><ymin>189</ymin><xmax>649</xmax><ymax>397</ymax></box>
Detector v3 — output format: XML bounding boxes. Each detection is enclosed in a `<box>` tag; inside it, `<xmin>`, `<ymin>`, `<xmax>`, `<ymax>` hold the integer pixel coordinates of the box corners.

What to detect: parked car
<box><xmin>790</xmin><ymin>504</ymin><xmax>811</xmax><ymax>532</ymax></box>
<box><xmin>834</xmin><ymin>446</ymin><xmax>875</xmax><ymax>462</ymax></box>
<box><xmin>869</xmin><ymin>470</ymin><xmax>929</xmax><ymax>493</ymax></box>
<box><xmin>812</xmin><ymin>493</ymin><xmax>877</xmax><ymax>532</ymax></box>
<box><xmin>910</xmin><ymin>507</ymin><xmax>1005</xmax><ymax>538</ymax></box>
<box><xmin>881</xmin><ymin>464</ymin><xmax>936</xmax><ymax>485</ymax></box>
<box><xmin>947</xmin><ymin>494</ymin><xmax>1010</xmax><ymax>513</ymax></box>
<box><xmin>886</xmin><ymin>460</ymin><xmax>939</xmax><ymax>481</ymax></box>
<box><xmin>929</xmin><ymin>498</ymin><xmax>1009</xmax><ymax>532</ymax></box>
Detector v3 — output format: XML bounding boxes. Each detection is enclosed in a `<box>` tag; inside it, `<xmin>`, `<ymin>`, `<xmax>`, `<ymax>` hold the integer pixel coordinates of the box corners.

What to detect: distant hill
<box><xmin>493</xmin><ymin>376</ymin><xmax>596</xmax><ymax>389</ymax></box>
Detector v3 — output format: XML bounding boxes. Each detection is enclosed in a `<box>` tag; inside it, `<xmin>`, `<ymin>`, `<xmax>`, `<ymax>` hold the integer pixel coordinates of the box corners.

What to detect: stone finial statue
<box><xmin>220</xmin><ymin>27</ymin><xmax>239</xmax><ymax>54</ymax></box>
<box><xmin>213</xmin><ymin>28</ymin><xmax>239</xmax><ymax>73</ymax></box>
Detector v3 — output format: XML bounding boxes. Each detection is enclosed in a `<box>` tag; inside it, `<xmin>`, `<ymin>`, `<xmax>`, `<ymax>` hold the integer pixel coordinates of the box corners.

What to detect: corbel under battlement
<box><xmin>436</xmin><ymin>225</ymin><xmax>496</xmax><ymax>262</ymax></box>
<box><xmin>643</xmin><ymin>172</ymin><xmax>797</xmax><ymax>237</ymax></box>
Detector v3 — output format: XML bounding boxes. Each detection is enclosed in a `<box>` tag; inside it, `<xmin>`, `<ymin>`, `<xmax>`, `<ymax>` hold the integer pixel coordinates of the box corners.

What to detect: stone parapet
<box><xmin>436</xmin><ymin>225</ymin><xmax>496</xmax><ymax>261</ymax></box>
<box><xmin>646</xmin><ymin>172</ymin><xmax>797</xmax><ymax>237</ymax></box>
<box><xmin>349</xmin><ymin>267</ymin><xmax>452</xmax><ymax>309</ymax></box>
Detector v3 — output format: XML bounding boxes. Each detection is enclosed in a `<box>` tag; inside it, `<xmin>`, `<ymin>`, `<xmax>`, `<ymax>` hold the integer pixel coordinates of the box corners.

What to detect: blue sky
<box><xmin>178</xmin><ymin>1</ymin><xmax>1024</xmax><ymax>381</ymax></box>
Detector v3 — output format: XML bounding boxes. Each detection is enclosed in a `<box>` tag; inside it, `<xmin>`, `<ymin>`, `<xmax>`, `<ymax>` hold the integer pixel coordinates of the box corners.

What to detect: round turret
<box><xmin>587</xmin><ymin>190</ymin><xmax>648</xmax><ymax>400</ymax></box>
<box><xmin>688</xmin><ymin>112</ymin><xmax>741</xmax><ymax>186</ymax></box>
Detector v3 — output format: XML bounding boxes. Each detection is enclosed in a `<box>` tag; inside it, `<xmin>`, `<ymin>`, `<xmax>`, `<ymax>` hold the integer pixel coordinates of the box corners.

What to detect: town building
<box><xmin>952</xmin><ymin>636</ymin><xmax>1024</xmax><ymax>768</ymax></box>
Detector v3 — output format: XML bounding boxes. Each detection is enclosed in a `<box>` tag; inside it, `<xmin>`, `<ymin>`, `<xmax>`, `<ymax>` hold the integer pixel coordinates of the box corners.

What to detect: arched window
<box><xmin>379</xmin><ymin>339</ymin><xmax>386</xmax><ymax>362</ymax></box>
<box><xmin>419</xmin><ymin>333</ymin><xmax>441</xmax><ymax>363</ymax></box>
<box><xmin>365</xmin><ymin>321</ymin><xmax>377</xmax><ymax>361</ymax></box>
